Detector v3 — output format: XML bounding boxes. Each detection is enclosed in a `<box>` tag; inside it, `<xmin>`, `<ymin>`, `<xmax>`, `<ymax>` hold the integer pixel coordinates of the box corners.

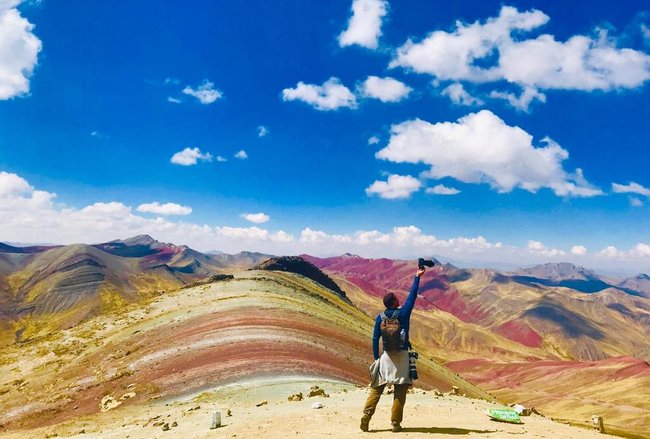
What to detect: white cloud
<box><xmin>571</xmin><ymin>245</ymin><xmax>587</xmax><ymax>256</ymax></box>
<box><xmin>170</xmin><ymin>147</ymin><xmax>213</xmax><ymax>166</ymax></box>
<box><xmin>598</xmin><ymin>245</ymin><xmax>622</xmax><ymax>258</ymax></box>
<box><xmin>258</xmin><ymin>125</ymin><xmax>269</xmax><ymax>137</ymax></box>
<box><xmin>1</xmin><ymin>171</ymin><xmax>649</xmax><ymax>270</ymax></box>
<box><xmin>376</xmin><ymin>110</ymin><xmax>602</xmax><ymax>197</ymax></box>
<box><xmin>0</xmin><ymin>1</ymin><xmax>42</xmax><ymax>99</ymax></box>
<box><xmin>631</xmin><ymin>243</ymin><xmax>650</xmax><ymax>258</ymax></box>
<box><xmin>597</xmin><ymin>243</ymin><xmax>650</xmax><ymax>260</ymax></box>
<box><xmin>489</xmin><ymin>86</ymin><xmax>546</xmax><ymax>112</ymax></box>
<box><xmin>390</xmin><ymin>6</ymin><xmax>549</xmax><ymax>81</ymax></box>
<box><xmin>358</xmin><ymin>76</ymin><xmax>412</xmax><ymax>102</ymax></box>
<box><xmin>242</xmin><ymin>212</ymin><xmax>270</xmax><ymax>224</ymax></box>
<box><xmin>612</xmin><ymin>181</ymin><xmax>650</xmax><ymax>196</ymax></box>
<box><xmin>137</xmin><ymin>202</ymin><xmax>192</xmax><ymax>216</ymax></box>
<box><xmin>299</xmin><ymin>226</ymin><xmax>502</xmax><ymax>256</ymax></box>
<box><xmin>366</xmin><ymin>174</ymin><xmax>421</xmax><ymax>199</ymax></box>
<box><xmin>528</xmin><ymin>240</ymin><xmax>565</xmax><ymax>257</ymax></box>
<box><xmin>234</xmin><ymin>150</ymin><xmax>248</xmax><ymax>159</ymax></box>
<box><xmin>167</xmin><ymin>96</ymin><xmax>181</xmax><ymax>104</ymax></box>
<box><xmin>630</xmin><ymin>197</ymin><xmax>643</xmax><ymax>207</ymax></box>
<box><xmin>215</xmin><ymin>226</ymin><xmax>293</xmax><ymax>243</ymax></box>
<box><xmin>368</xmin><ymin>136</ymin><xmax>380</xmax><ymax>145</ymax></box>
<box><xmin>441</xmin><ymin>83</ymin><xmax>483</xmax><ymax>106</ymax></box>
<box><xmin>216</xmin><ymin>155</ymin><xmax>227</xmax><ymax>162</ymax></box>
<box><xmin>426</xmin><ymin>184</ymin><xmax>460</xmax><ymax>195</ymax></box>
<box><xmin>182</xmin><ymin>80</ymin><xmax>223</xmax><ymax>104</ymax></box>
<box><xmin>390</xmin><ymin>6</ymin><xmax>650</xmax><ymax>109</ymax></box>
<box><xmin>338</xmin><ymin>0</ymin><xmax>388</xmax><ymax>49</ymax></box>
<box><xmin>0</xmin><ymin>170</ymin><xmax>32</xmax><ymax>197</ymax></box>
<box><xmin>282</xmin><ymin>77</ymin><xmax>357</xmax><ymax>111</ymax></box>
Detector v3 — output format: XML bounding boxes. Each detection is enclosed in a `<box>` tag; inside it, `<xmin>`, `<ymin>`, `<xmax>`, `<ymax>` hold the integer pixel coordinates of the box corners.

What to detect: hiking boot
<box><xmin>360</xmin><ymin>414</ymin><xmax>371</xmax><ymax>432</ymax></box>
<box><xmin>391</xmin><ymin>422</ymin><xmax>403</xmax><ymax>432</ymax></box>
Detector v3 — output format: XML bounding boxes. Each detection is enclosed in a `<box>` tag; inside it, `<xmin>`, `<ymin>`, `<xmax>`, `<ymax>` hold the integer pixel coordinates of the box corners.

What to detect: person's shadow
<box><xmin>370</xmin><ymin>427</ymin><xmax>496</xmax><ymax>434</ymax></box>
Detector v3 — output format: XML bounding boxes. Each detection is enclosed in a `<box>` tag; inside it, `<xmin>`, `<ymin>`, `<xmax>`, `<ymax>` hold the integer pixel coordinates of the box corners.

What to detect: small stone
<box><xmin>171</xmin><ymin>421</ymin><xmax>178</xmax><ymax>427</ymax></box>
<box><xmin>100</xmin><ymin>395</ymin><xmax>122</xmax><ymax>412</ymax></box>
<box><xmin>311</xmin><ymin>402</ymin><xmax>324</xmax><ymax>409</ymax></box>
<box><xmin>162</xmin><ymin>423</ymin><xmax>170</xmax><ymax>431</ymax></box>
<box><xmin>121</xmin><ymin>392</ymin><xmax>136</xmax><ymax>400</ymax></box>
<box><xmin>288</xmin><ymin>392</ymin><xmax>303</xmax><ymax>401</ymax></box>
<box><xmin>256</xmin><ymin>400</ymin><xmax>268</xmax><ymax>407</ymax></box>
<box><xmin>434</xmin><ymin>390</ymin><xmax>443</xmax><ymax>396</ymax></box>
<box><xmin>308</xmin><ymin>386</ymin><xmax>327</xmax><ymax>398</ymax></box>
<box><xmin>226</xmin><ymin>409</ymin><xmax>232</xmax><ymax>417</ymax></box>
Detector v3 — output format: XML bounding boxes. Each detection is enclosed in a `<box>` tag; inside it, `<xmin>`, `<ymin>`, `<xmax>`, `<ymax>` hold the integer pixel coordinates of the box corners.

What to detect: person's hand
<box><xmin>416</xmin><ymin>267</ymin><xmax>426</xmax><ymax>277</ymax></box>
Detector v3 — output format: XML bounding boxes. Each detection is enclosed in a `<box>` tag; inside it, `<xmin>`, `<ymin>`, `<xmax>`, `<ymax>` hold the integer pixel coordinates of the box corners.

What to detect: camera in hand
<box><xmin>418</xmin><ymin>258</ymin><xmax>435</xmax><ymax>269</ymax></box>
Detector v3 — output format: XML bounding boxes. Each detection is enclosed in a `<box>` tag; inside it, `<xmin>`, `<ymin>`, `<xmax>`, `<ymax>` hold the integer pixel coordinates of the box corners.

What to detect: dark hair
<box><xmin>383</xmin><ymin>292</ymin><xmax>396</xmax><ymax>308</ymax></box>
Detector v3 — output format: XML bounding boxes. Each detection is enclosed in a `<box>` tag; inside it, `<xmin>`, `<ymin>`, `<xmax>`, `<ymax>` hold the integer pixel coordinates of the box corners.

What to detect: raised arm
<box><xmin>401</xmin><ymin>268</ymin><xmax>425</xmax><ymax>318</ymax></box>
<box><xmin>372</xmin><ymin>315</ymin><xmax>381</xmax><ymax>360</ymax></box>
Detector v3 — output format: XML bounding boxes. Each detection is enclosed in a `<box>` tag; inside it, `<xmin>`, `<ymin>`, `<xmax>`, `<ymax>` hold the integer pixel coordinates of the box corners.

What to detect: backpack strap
<box><xmin>392</xmin><ymin>309</ymin><xmax>400</xmax><ymax>319</ymax></box>
<box><xmin>380</xmin><ymin>311</ymin><xmax>387</xmax><ymax>320</ymax></box>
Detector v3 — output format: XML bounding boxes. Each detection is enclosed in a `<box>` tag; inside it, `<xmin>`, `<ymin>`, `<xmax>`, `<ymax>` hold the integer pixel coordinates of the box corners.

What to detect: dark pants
<box><xmin>362</xmin><ymin>383</ymin><xmax>409</xmax><ymax>425</ymax></box>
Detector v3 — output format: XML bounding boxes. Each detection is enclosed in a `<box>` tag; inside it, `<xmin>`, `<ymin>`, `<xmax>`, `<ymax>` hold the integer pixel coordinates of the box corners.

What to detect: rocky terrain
<box><xmin>0</xmin><ymin>385</ymin><xmax>618</xmax><ymax>439</ymax></box>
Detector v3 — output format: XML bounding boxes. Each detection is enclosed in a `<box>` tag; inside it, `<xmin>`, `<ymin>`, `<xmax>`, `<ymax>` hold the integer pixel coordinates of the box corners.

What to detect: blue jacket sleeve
<box><xmin>400</xmin><ymin>276</ymin><xmax>420</xmax><ymax>319</ymax></box>
<box><xmin>372</xmin><ymin>315</ymin><xmax>381</xmax><ymax>360</ymax></box>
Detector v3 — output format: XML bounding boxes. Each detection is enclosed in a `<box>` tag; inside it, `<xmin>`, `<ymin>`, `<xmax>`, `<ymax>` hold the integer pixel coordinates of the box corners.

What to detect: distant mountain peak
<box><xmin>254</xmin><ymin>256</ymin><xmax>349</xmax><ymax>302</ymax></box>
<box><xmin>518</xmin><ymin>262</ymin><xmax>598</xmax><ymax>281</ymax></box>
<box><xmin>341</xmin><ymin>253</ymin><xmax>361</xmax><ymax>258</ymax></box>
<box><xmin>113</xmin><ymin>234</ymin><xmax>165</xmax><ymax>247</ymax></box>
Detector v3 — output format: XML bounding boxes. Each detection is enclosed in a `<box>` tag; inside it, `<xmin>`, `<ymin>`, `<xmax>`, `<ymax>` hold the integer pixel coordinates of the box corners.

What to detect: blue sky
<box><xmin>0</xmin><ymin>0</ymin><xmax>649</xmax><ymax>273</ymax></box>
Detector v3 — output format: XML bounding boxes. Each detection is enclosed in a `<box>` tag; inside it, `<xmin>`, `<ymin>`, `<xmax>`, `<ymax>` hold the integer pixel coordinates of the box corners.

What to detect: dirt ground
<box><xmin>0</xmin><ymin>380</ymin><xmax>616</xmax><ymax>439</ymax></box>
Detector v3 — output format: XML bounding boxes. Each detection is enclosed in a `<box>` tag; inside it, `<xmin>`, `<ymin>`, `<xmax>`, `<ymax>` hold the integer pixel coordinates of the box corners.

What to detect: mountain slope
<box><xmin>255</xmin><ymin>256</ymin><xmax>350</xmax><ymax>302</ymax></box>
<box><xmin>305</xmin><ymin>254</ymin><xmax>650</xmax><ymax>438</ymax></box>
<box><xmin>0</xmin><ymin>236</ymin><xmax>272</xmax><ymax>343</ymax></box>
<box><xmin>618</xmin><ymin>274</ymin><xmax>650</xmax><ymax>298</ymax></box>
<box><xmin>305</xmin><ymin>255</ymin><xmax>650</xmax><ymax>362</ymax></box>
<box><xmin>0</xmin><ymin>270</ymin><xmax>491</xmax><ymax>433</ymax></box>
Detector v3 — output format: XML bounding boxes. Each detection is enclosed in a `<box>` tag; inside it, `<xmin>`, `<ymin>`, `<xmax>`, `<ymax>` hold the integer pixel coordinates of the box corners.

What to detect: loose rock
<box><xmin>308</xmin><ymin>386</ymin><xmax>328</xmax><ymax>398</ymax></box>
<box><xmin>256</xmin><ymin>400</ymin><xmax>268</xmax><ymax>407</ymax></box>
<box><xmin>288</xmin><ymin>392</ymin><xmax>303</xmax><ymax>401</ymax></box>
<box><xmin>100</xmin><ymin>395</ymin><xmax>122</xmax><ymax>412</ymax></box>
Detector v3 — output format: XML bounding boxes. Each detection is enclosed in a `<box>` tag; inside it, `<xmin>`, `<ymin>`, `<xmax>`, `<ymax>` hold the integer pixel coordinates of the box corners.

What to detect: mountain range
<box><xmin>0</xmin><ymin>235</ymin><xmax>271</xmax><ymax>344</ymax></box>
<box><xmin>1</xmin><ymin>236</ymin><xmax>649</xmax><ymax>437</ymax></box>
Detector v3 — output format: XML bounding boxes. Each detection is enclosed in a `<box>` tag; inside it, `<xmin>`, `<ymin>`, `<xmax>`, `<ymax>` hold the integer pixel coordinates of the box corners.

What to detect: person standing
<box><xmin>360</xmin><ymin>264</ymin><xmax>426</xmax><ymax>432</ymax></box>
